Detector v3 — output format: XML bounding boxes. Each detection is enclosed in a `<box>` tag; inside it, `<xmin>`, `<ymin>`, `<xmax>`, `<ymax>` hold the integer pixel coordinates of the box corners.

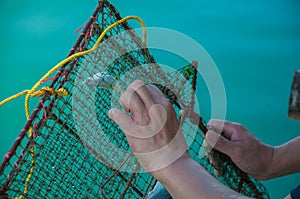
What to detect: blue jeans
<box><xmin>146</xmin><ymin>181</ymin><xmax>172</xmax><ymax>199</ymax></box>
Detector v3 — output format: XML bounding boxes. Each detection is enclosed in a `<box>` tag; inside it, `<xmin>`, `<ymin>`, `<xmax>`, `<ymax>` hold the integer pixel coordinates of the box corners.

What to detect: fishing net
<box><xmin>0</xmin><ymin>1</ymin><xmax>269</xmax><ymax>198</ymax></box>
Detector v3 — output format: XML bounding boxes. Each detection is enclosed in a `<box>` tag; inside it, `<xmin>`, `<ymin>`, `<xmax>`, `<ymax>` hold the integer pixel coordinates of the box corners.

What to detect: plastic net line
<box><xmin>0</xmin><ymin>0</ymin><xmax>270</xmax><ymax>198</ymax></box>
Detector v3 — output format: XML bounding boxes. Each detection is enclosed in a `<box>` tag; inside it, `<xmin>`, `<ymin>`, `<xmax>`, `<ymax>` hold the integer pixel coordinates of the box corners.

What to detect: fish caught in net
<box><xmin>0</xmin><ymin>1</ymin><xmax>270</xmax><ymax>198</ymax></box>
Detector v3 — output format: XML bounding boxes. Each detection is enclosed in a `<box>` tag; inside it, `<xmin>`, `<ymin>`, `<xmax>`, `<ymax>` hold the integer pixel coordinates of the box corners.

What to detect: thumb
<box><xmin>205</xmin><ymin>130</ymin><xmax>234</xmax><ymax>156</ymax></box>
<box><xmin>108</xmin><ymin>108</ymin><xmax>134</xmax><ymax>133</ymax></box>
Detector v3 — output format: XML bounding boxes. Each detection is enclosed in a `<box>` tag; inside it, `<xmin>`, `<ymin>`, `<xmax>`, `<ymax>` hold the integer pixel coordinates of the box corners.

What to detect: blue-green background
<box><xmin>0</xmin><ymin>0</ymin><xmax>299</xmax><ymax>198</ymax></box>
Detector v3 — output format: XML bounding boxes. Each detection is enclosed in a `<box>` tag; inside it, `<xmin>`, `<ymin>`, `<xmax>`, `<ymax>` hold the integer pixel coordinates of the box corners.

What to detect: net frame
<box><xmin>0</xmin><ymin>1</ymin><xmax>270</xmax><ymax>198</ymax></box>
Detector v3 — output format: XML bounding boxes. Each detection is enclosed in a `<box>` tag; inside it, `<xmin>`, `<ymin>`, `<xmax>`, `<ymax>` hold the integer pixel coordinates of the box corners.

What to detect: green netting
<box><xmin>0</xmin><ymin>1</ymin><xmax>269</xmax><ymax>198</ymax></box>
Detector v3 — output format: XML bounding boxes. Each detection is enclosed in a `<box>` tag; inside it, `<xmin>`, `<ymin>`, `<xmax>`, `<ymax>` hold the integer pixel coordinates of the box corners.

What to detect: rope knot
<box><xmin>55</xmin><ymin>88</ymin><xmax>68</xmax><ymax>96</ymax></box>
<box><xmin>30</xmin><ymin>87</ymin><xmax>68</xmax><ymax>97</ymax></box>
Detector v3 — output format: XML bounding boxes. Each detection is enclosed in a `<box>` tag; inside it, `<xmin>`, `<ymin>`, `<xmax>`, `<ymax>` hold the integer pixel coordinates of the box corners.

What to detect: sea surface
<box><xmin>1</xmin><ymin>0</ymin><xmax>300</xmax><ymax>198</ymax></box>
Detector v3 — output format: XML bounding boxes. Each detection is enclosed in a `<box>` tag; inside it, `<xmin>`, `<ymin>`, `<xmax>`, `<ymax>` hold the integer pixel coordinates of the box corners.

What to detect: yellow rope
<box><xmin>0</xmin><ymin>90</ymin><xmax>29</xmax><ymax>107</ymax></box>
<box><xmin>0</xmin><ymin>87</ymin><xmax>68</xmax><ymax>199</ymax></box>
<box><xmin>0</xmin><ymin>88</ymin><xmax>68</xmax><ymax>107</ymax></box>
<box><xmin>24</xmin><ymin>15</ymin><xmax>146</xmax><ymax>119</ymax></box>
<box><xmin>1</xmin><ymin>15</ymin><xmax>146</xmax><ymax>199</ymax></box>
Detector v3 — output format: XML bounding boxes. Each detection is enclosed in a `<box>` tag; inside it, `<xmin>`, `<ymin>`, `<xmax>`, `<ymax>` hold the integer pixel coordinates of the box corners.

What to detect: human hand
<box><xmin>205</xmin><ymin>119</ymin><xmax>274</xmax><ymax>180</ymax></box>
<box><xmin>108</xmin><ymin>80</ymin><xmax>189</xmax><ymax>174</ymax></box>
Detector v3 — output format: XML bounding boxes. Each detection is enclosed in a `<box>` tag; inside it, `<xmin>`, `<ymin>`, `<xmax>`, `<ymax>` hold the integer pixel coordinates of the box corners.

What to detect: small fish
<box><xmin>83</xmin><ymin>72</ymin><xmax>116</xmax><ymax>90</ymax></box>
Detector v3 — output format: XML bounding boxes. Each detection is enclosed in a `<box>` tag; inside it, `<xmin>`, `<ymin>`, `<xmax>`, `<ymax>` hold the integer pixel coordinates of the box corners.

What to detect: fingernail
<box><xmin>206</xmin><ymin>130</ymin><xmax>219</xmax><ymax>145</ymax></box>
<box><xmin>108</xmin><ymin>109</ymin><xmax>114</xmax><ymax>120</ymax></box>
<box><xmin>207</xmin><ymin>125</ymin><xmax>221</xmax><ymax>134</ymax></box>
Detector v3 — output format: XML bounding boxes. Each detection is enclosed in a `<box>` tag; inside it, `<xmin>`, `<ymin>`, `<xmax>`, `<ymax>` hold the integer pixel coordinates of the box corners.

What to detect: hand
<box><xmin>108</xmin><ymin>80</ymin><xmax>189</xmax><ymax>174</ymax></box>
<box><xmin>108</xmin><ymin>81</ymin><xmax>253</xmax><ymax>198</ymax></box>
<box><xmin>205</xmin><ymin>119</ymin><xmax>274</xmax><ymax>180</ymax></box>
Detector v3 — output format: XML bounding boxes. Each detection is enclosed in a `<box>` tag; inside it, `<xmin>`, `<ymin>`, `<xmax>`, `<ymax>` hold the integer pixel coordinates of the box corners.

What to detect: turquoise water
<box><xmin>1</xmin><ymin>0</ymin><xmax>300</xmax><ymax>198</ymax></box>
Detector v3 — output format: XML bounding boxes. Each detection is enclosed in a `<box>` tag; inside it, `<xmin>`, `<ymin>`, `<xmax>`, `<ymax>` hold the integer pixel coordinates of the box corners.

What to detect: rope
<box><xmin>24</xmin><ymin>15</ymin><xmax>146</xmax><ymax>119</ymax></box>
<box><xmin>0</xmin><ymin>88</ymin><xmax>68</xmax><ymax>107</ymax></box>
<box><xmin>0</xmin><ymin>87</ymin><xmax>67</xmax><ymax>199</ymax></box>
<box><xmin>0</xmin><ymin>15</ymin><xmax>146</xmax><ymax>199</ymax></box>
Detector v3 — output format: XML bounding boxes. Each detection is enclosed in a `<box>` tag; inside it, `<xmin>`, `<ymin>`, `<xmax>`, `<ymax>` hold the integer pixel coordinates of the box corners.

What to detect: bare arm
<box><xmin>270</xmin><ymin>136</ymin><xmax>300</xmax><ymax>178</ymax></box>
<box><xmin>152</xmin><ymin>156</ymin><xmax>249</xmax><ymax>199</ymax></box>
<box><xmin>108</xmin><ymin>80</ymin><xmax>249</xmax><ymax>199</ymax></box>
<box><xmin>206</xmin><ymin>120</ymin><xmax>300</xmax><ymax>180</ymax></box>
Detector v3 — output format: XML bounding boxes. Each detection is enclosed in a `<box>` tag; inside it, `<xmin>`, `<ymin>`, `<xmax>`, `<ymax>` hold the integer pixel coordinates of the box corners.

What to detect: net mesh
<box><xmin>0</xmin><ymin>1</ymin><xmax>269</xmax><ymax>198</ymax></box>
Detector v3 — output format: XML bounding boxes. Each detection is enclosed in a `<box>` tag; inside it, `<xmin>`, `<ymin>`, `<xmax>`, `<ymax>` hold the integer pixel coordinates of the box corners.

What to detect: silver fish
<box><xmin>83</xmin><ymin>72</ymin><xmax>116</xmax><ymax>90</ymax></box>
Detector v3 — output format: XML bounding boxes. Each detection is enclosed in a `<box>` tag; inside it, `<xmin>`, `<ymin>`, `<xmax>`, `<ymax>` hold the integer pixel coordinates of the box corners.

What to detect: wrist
<box><xmin>262</xmin><ymin>145</ymin><xmax>275</xmax><ymax>180</ymax></box>
<box><xmin>149</xmin><ymin>153</ymin><xmax>246</xmax><ymax>199</ymax></box>
<box><xmin>266</xmin><ymin>142</ymin><xmax>297</xmax><ymax>180</ymax></box>
<box><xmin>267</xmin><ymin>144</ymin><xmax>286</xmax><ymax>179</ymax></box>
<box><xmin>150</xmin><ymin>152</ymin><xmax>192</xmax><ymax>182</ymax></box>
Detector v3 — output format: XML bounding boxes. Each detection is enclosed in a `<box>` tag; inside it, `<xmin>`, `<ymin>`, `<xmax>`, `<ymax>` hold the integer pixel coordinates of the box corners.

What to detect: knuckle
<box><xmin>130</xmin><ymin>80</ymin><xmax>144</xmax><ymax>90</ymax></box>
<box><xmin>232</xmin><ymin>122</ymin><xmax>242</xmax><ymax>127</ymax></box>
<box><xmin>232</xmin><ymin>122</ymin><xmax>245</xmax><ymax>131</ymax></box>
<box><xmin>120</xmin><ymin>89</ymin><xmax>136</xmax><ymax>107</ymax></box>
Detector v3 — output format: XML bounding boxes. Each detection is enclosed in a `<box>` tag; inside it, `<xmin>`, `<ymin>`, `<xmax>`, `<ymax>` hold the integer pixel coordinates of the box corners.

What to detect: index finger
<box><xmin>128</xmin><ymin>80</ymin><xmax>156</xmax><ymax>110</ymax></box>
<box><xmin>207</xmin><ymin>119</ymin><xmax>238</xmax><ymax>140</ymax></box>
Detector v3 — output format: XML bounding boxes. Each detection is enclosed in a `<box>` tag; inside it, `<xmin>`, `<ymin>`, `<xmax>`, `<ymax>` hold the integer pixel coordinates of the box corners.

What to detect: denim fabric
<box><xmin>146</xmin><ymin>181</ymin><xmax>172</xmax><ymax>199</ymax></box>
<box><xmin>291</xmin><ymin>185</ymin><xmax>300</xmax><ymax>199</ymax></box>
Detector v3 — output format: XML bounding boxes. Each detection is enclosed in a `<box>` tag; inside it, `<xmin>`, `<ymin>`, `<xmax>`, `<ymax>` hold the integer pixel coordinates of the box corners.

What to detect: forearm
<box><xmin>269</xmin><ymin>136</ymin><xmax>300</xmax><ymax>179</ymax></box>
<box><xmin>152</xmin><ymin>156</ymin><xmax>251</xmax><ymax>199</ymax></box>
